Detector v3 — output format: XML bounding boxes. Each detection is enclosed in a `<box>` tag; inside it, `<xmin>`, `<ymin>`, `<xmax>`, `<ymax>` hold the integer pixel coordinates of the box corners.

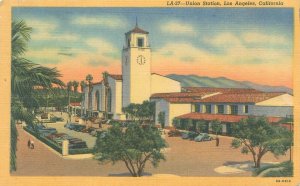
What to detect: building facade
<box><xmin>150</xmin><ymin>88</ymin><xmax>293</xmax><ymax>134</ymax></box>
<box><xmin>82</xmin><ymin>24</ymin><xmax>293</xmax><ymax>127</ymax></box>
<box><xmin>82</xmin><ymin>24</ymin><xmax>181</xmax><ymax>119</ymax></box>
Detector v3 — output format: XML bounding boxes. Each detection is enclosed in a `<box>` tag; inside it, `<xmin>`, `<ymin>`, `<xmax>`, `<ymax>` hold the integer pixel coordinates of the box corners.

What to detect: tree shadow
<box><xmin>222</xmin><ymin>161</ymin><xmax>279</xmax><ymax>172</ymax></box>
<box><xmin>108</xmin><ymin>172</ymin><xmax>152</xmax><ymax>177</ymax></box>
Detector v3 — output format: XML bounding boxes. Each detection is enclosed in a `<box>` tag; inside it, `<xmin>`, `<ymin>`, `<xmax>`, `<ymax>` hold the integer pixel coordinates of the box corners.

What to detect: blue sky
<box><xmin>12</xmin><ymin>8</ymin><xmax>293</xmax><ymax>87</ymax></box>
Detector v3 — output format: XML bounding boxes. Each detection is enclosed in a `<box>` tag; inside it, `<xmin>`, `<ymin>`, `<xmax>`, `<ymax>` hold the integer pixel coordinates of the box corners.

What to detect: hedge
<box><xmin>24</xmin><ymin>127</ymin><xmax>62</xmax><ymax>153</ymax></box>
<box><xmin>69</xmin><ymin>148</ymin><xmax>94</xmax><ymax>155</ymax></box>
<box><xmin>24</xmin><ymin>127</ymin><xmax>93</xmax><ymax>155</ymax></box>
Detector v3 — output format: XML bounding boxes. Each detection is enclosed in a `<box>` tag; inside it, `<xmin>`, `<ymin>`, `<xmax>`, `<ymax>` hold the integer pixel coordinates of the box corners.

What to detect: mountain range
<box><xmin>166</xmin><ymin>74</ymin><xmax>293</xmax><ymax>94</ymax></box>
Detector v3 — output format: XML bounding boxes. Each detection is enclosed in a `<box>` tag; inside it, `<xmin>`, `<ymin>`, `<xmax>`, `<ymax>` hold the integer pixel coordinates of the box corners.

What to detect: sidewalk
<box><xmin>12</xmin><ymin>125</ymin><xmax>127</xmax><ymax>176</ymax></box>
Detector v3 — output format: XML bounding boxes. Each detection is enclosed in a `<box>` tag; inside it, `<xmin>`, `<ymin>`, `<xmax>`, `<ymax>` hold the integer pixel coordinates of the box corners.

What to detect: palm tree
<box><xmin>11</xmin><ymin>19</ymin><xmax>65</xmax><ymax>172</ymax></box>
<box><xmin>80</xmin><ymin>80</ymin><xmax>87</xmax><ymax>116</ymax></box>
<box><xmin>86</xmin><ymin>74</ymin><xmax>93</xmax><ymax>116</ymax></box>
<box><xmin>80</xmin><ymin>80</ymin><xmax>86</xmax><ymax>92</ymax></box>
<box><xmin>73</xmin><ymin>81</ymin><xmax>79</xmax><ymax>93</ymax></box>
<box><xmin>67</xmin><ymin>81</ymin><xmax>73</xmax><ymax>118</ymax></box>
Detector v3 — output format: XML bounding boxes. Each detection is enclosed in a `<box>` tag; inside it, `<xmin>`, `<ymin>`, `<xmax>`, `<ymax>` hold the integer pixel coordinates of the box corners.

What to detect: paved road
<box><xmin>12</xmin><ymin>125</ymin><xmax>289</xmax><ymax>176</ymax></box>
<box><xmin>46</xmin><ymin>122</ymin><xmax>96</xmax><ymax>148</ymax></box>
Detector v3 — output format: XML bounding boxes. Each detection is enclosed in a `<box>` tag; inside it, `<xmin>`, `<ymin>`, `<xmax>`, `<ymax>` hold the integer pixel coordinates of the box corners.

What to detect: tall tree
<box><xmin>66</xmin><ymin>81</ymin><xmax>73</xmax><ymax>117</ymax></box>
<box><xmin>231</xmin><ymin>116</ymin><xmax>292</xmax><ymax>168</ymax></box>
<box><xmin>94</xmin><ymin>123</ymin><xmax>166</xmax><ymax>177</ymax></box>
<box><xmin>80</xmin><ymin>80</ymin><xmax>87</xmax><ymax>116</ymax></box>
<box><xmin>158</xmin><ymin>112</ymin><xmax>165</xmax><ymax>128</ymax></box>
<box><xmin>11</xmin><ymin>19</ymin><xmax>64</xmax><ymax>171</ymax></box>
<box><xmin>211</xmin><ymin>120</ymin><xmax>222</xmax><ymax>137</ymax></box>
<box><xmin>86</xmin><ymin>74</ymin><xmax>93</xmax><ymax>115</ymax></box>
<box><xmin>80</xmin><ymin>80</ymin><xmax>86</xmax><ymax>93</ymax></box>
<box><xmin>122</xmin><ymin>101</ymin><xmax>155</xmax><ymax>122</ymax></box>
<box><xmin>195</xmin><ymin>120</ymin><xmax>207</xmax><ymax>133</ymax></box>
<box><xmin>73</xmin><ymin>81</ymin><xmax>79</xmax><ymax>93</ymax></box>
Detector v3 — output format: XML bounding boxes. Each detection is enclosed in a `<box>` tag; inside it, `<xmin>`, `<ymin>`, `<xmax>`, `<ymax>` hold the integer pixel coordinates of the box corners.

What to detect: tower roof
<box><xmin>126</xmin><ymin>25</ymin><xmax>149</xmax><ymax>35</ymax></box>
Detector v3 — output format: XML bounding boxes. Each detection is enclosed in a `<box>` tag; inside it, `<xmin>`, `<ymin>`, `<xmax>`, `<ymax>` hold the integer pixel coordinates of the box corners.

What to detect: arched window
<box><xmin>107</xmin><ymin>88</ymin><xmax>112</xmax><ymax>112</ymax></box>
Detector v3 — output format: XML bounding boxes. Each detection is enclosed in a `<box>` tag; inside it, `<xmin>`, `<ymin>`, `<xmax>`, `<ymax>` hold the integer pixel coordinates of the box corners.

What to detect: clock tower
<box><xmin>122</xmin><ymin>23</ymin><xmax>151</xmax><ymax>107</ymax></box>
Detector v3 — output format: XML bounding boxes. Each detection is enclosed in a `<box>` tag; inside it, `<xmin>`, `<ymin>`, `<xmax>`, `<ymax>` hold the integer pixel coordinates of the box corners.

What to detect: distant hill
<box><xmin>166</xmin><ymin>74</ymin><xmax>293</xmax><ymax>94</ymax></box>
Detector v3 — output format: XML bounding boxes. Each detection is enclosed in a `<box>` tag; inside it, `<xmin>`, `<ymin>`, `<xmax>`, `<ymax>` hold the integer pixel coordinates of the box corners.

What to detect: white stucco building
<box><xmin>150</xmin><ymin>87</ymin><xmax>293</xmax><ymax>132</ymax></box>
<box><xmin>82</xmin><ymin>24</ymin><xmax>293</xmax><ymax>128</ymax></box>
<box><xmin>82</xmin><ymin>24</ymin><xmax>181</xmax><ymax>119</ymax></box>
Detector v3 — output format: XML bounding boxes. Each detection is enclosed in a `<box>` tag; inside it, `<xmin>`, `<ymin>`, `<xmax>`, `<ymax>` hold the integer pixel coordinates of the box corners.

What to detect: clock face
<box><xmin>136</xmin><ymin>55</ymin><xmax>146</xmax><ymax>65</ymax></box>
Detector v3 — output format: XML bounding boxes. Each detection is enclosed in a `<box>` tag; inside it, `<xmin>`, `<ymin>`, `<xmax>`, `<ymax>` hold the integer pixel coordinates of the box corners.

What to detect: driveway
<box><xmin>13</xmin><ymin>125</ymin><xmax>289</xmax><ymax>177</ymax></box>
<box><xmin>46</xmin><ymin>122</ymin><xmax>96</xmax><ymax>148</ymax></box>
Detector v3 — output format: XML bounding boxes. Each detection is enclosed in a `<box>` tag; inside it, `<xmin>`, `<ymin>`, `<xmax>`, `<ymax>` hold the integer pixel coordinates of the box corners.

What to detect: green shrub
<box><xmin>253</xmin><ymin>161</ymin><xmax>293</xmax><ymax>177</ymax></box>
<box><xmin>69</xmin><ymin>148</ymin><xmax>94</xmax><ymax>155</ymax></box>
<box><xmin>109</xmin><ymin>120</ymin><xmax>120</xmax><ymax>126</ymax></box>
<box><xmin>158</xmin><ymin>112</ymin><xmax>165</xmax><ymax>128</ymax></box>
<box><xmin>24</xmin><ymin>126</ymin><xmax>62</xmax><ymax>153</ymax></box>
<box><xmin>172</xmin><ymin>118</ymin><xmax>181</xmax><ymax>129</ymax></box>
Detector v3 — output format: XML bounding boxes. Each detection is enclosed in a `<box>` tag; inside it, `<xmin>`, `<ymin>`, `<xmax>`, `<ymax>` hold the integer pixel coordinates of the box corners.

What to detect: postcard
<box><xmin>0</xmin><ymin>0</ymin><xmax>299</xmax><ymax>185</ymax></box>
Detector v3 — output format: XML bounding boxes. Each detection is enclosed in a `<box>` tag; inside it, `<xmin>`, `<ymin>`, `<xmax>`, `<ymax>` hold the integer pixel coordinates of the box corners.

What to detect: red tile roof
<box><xmin>70</xmin><ymin>102</ymin><xmax>81</xmax><ymax>107</ymax></box>
<box><xmin>151</xmin><ymin>92</ymin><xmax>219</xmax><ymax>103</ymax></box>
<box><xmin>151</xmin><ymin>92</ymin><xmax>216</xmax><ymax>99</ymax></box>
<box><xmin>199</xmin><ymin>92</ymin><xmax>285</xmax><ymax>103</ymax></box>
<box><xmin>151</xmin><ymin>87</ymin><xmax>285</xmax><ymax>104</ymax></box>
<box><xmin>126</xmin><ymin>26</ymin><xmax>149</xmax><ymax>34</ymax></box>
<box><xmin>176</xmin><ymin>113</ymin><xmax>282</xmax><ymax>123</ymax></box>
<box><xmin>108</xmin><ymin>74</ymin><xmax>123</xmax><ymax>80</ymax></box>
<box><xmin>182</xmin><ymin>87</ymin><xmax>261</xmax><ymax>94</ymax></box>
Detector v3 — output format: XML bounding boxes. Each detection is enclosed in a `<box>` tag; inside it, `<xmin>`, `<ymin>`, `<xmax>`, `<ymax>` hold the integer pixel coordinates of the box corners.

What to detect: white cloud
<box><xmin>160</xmin><ymin>20</ymin><xmax>197</xmax><ymax>36</ymax></box>
<box><xmin>86</xmin><ymin>38</ymin><xmax>118</xmax><ymax>52</ymax></box>
<box><xmin>203</xmin><ymin>32</ymin><xmax>291</xmax><ymax>65</ymax></box>
<box><xmin>26</xmin><ymin>18</ymin><xmax>79</xmax><ymax>41</ymax></box>
<box><xmin>207</xmin><ymin>32</ymin><xmax>241</xmax><ymax>47</ymax></box>
<box><xmin>154</xmin><ymin>42</ymin><xmax>215</xmax><ymax>63</ymax></box>
<box><xmin>242</xmin><ymin>32</ymin><xmax>288</xmax><ymax>45</ymax></box>
<box><xmin>26</xmin><ymin>19</ymin><xmax>57</xmax><ymax>31</ymax></box>
<box><xmin>33</xmin><ymin>32</ymin><xmax>80</xmax><ymax>41</ymax></box>
<box><xmin>72</xmin><ymin>15</ymin><xmax>126</xmax><ymax>28</ymax></box>
<box><xmin>25</xmin><ymin>48</ymin><xmax>65</xmax><ymax>64</ymax></box>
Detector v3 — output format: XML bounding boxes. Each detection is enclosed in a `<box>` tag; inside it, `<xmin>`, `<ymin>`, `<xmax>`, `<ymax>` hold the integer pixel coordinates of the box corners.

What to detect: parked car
<box><xmin>194</xmin><ymin>133</ymin><xmax>212</xmax><ymax>142</ymax></box>
<box><xmin>46</xmin><ymin>133</ymin><xmax>67</xmax><ymax>140</ymax></box>
<box><xmin>64</xmin><ymin>123</ymin><xmax>72</xmax><ymax>128</ymax></box>
<box><xmin>64</xmin><ymin>123</ymin><xmax>79</xmax><ymax>130</ymax></box>
<box><xmin>181</xmin><ymin>131</ymin><xmax>189</xmax><ymax>139</ymax></box>
<box><xmin>168</xmin><ymin>129</ymin><xmax>182</xmax><ymax>137</ymax></box>
<box><xmin>73</xmin><ymin>125</ymin><xmax>86</xmax><ymax>132</ymax></box>
<box><xmin>69</xmin><ymin>141</ymin><xmax>88</xmax><ymax>149</ymax></box>
<box><xmin>34</xmin><ymin>124</ymin><xmax>57</xmax><ymax>136</ymax></box>
<box><xmin>182</xmin><ymin>131</ymin><xmax>199</xmax><ymax>140</ymax></box>
<box><xmin>50</xmin><ymin>116</ymin><xmax>64</xmax><ymax>122</ymax></box>
<box><xmin>81</xmin><ymin>127</ymin><xmax>96</xmax><ymax>133</ymax></box>
<box><xmin>40</xmin><ymin>130</ymin><xmax>57</xmax><ymax>137</ymax></box>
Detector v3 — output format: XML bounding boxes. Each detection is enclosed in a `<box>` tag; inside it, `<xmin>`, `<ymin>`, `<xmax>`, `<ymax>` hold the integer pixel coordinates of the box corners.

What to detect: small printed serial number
<box><xmin>276</xmin><ymin>179</ymin><xmax>291</xmax><ymax>183</ymax></box>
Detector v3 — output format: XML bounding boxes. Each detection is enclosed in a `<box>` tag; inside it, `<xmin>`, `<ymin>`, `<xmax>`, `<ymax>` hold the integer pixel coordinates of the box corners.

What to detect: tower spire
<box><xmin>135</xmin><ymin>17</ymin><xmax>138</xmax><ymax>27</ymax></box>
